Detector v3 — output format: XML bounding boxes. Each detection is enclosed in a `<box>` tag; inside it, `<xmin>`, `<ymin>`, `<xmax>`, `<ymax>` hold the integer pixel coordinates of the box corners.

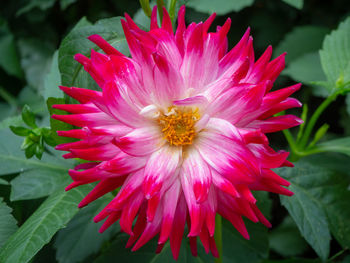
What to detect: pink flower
<box><xmin>53</xmin><ymin>6</ymin><xmax>302</xmax><ymax>259</ymax></box>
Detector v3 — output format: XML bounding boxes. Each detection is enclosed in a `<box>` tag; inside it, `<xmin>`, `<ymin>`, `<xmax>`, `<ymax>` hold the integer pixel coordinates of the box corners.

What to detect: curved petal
<box><xmin>113</xmin><ymin>126</ymin><xmax>164</xmax><ymax>157</ymax></box>
<box><xmin>182</xmin><ymin>147</ymin><xmax>212</xmax><ymax>203</ymax></box>
<box><xmin>143</xmin><ymin>145</ymin><xmax>182</xmax><ymax>199</ymax></box>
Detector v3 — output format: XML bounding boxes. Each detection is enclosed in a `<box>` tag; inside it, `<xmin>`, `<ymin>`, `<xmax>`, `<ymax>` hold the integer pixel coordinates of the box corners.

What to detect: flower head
<box><xmin>53</xmin><ymin>6</ymin><xmax>302</xmax><ymax>259</ymax></box>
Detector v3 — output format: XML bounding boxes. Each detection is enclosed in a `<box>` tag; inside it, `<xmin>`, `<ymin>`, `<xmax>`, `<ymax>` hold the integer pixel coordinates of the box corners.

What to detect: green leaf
<box><xmin>0</xmin><ymin>198</ymin><xmax>18</xmax><ymax>248</ymax></box>
<box><xmin>16</xmin><ymin>0</ymin><xmax>56</xmax><ymax>16</ymax></box>
<box><xmin>275</xmin><ymin>26</ymin><xmax>329</xmax><ymax>64</ymax></box>
<box><xmin>0</xmin><ymin>20</ymin><xmax>23</xmax><ymax>78</ymax></box>
<box><xmin>133</xmin><ymin>8</ymin><xmax>151</xmax><ymax>30</ymax></box>
<box><xmin>284</xmin><ymin>52</ymin><xmax>326</xmax><ymax>83</ymax></box>
<box><xmin>316</xmin><ymin>137</ymin><xmax>350</xmax><ymax>157</ymax></box>
<box><xmin>54</xmin><ymin>195</ymin><xmax>118</xmax><ymax>263</ymax></box>
<box><xmin>281</xmin><ymin>0</ymin><xmax>303</xmax><ymax>9</ymax></box>
<box><xmin>0</xmin><ymin>186</ymin><xmax>91</xmax><ymax>263</ymax></box>
<box><xmin>9</xmin><ymin>126</ymin><xmax>30</xmax><ymax>136</ymax></box>
<box><xmin>58</xmin><ymin>16</ymin><xmax>129</xmax><ymax>90</ymax></box>
<box><xmin>0</xmin><ymin>129</ymin><xmax>70</xmax><ymax>176</ymax></box>
<box><xmin>278</xmin><ymin>161</ymin><xmax>347</xmax><ymax>261</ymax></box>
<box><xmin>186</xmin><ymin>0</ymin><xmax>254</xmax><ymax>15</ymax></box>
<box><xmin>0</xmin><ymin>178</ymin><xmax>8</xmax><ymax>185</ymax></box>
<box><xmin>269</xmin><ymin>216</ymin><xmax>308</xmax><ymax>257</ymax></box>
<box><xmin>320</xmin><ymin>17</ymin><xmax>350</xmax><ymax>86</ymax></box>
<box><xmin>280</xmin><ymin>188</ymin><xmax>330</xmax><ymax>260</ymax></box>
<box><xmin>10</xmin><ymin>168</ymin><xmax>70</xmax><ymax>201</ymax></box>
<box><xmin>283</xmin><ymin>52</ymin><xmax>330</xmax><ymax>97</ymax></box>
<box><xmin>305</xmin><ymin>152</ymin><xmax>350</xmax><ymax>175</ymax></box>
<box><xmin>0</xmin><ymin>115</ymin><xmax>24</xmax><ymax>131</ymax></box>
<box><xmin>21</xmin><ymin>105</ymin><xmax>37</xmax><ymax>128</ymax></box>
<box><xmin>222</xmin><ymin>219</ymin><xmax>269</xmax><ymax>263</ymax></box>
<box><xmin>44</xmin><ymin>51</ymin><xmax>63</xmax><ymax>100</ymax></box>
<box><xmin>59</xmin><ymin>0</ymin><xmax>77</xmax><ymax>10</ymax></box>
<box><xmin>18</xmin><ymin>38</ymin><xmax>54</xmax><ymax>92</ymax></box>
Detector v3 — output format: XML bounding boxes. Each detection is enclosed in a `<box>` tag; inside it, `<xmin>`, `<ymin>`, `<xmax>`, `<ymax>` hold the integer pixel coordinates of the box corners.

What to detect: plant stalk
<box><xmin>299</xmin><ymin>92</ymin><xmax>338</xmax><ymax>149</ymax></box>
<box><xmin>214</xmin><ymin>215</ymin><xmax>223</xmax><ymax>263</ymax></box>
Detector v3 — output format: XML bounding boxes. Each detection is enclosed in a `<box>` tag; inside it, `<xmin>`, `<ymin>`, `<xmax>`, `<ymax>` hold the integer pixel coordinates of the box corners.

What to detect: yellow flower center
<box><xmin>158</xmin><ymin>107</ymin><xmax>200</xmax><ymax>146</ymax></box>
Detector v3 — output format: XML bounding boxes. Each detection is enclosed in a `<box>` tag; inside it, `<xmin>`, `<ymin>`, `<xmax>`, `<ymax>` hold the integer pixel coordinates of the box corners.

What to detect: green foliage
<box><xmin>269</xmin><ymin>217</ymin><xmax>308</xmax><ymax>257</ymax></box>
<box><xmin>44</xmin><ymin>51</ymin><xmax>63</xmax><ymax>101</ymax></box>
<box><xmin>0</xmin><ymin>186</ymin><xmax>91</xmax><ymax>263</ymax></box>
<box><xmin>281</xmin><ymin>0</ymin><xmax>303</xmax><ymax>9</ymax></box>
<box><xmin>275</xmin><ymin>26</ymin><xmax>329</xmax><ymax>63</ymax></box>
<box><xmin>18</xmin><ymin>38</ymin><xmax>54</xmax><ymax>92</ymax></box>
<box><xmin>54</xmin><ymin>196</ymin><xmax>118</xmax><ymax>263</ymax></box>
<box><xmin>10</xmin><ymin>105</ymin><xmax>56</xmax><ymax>159</ymax></box>
<box><xmin>316</xmin><ymin>137</ymin><xmax>350</xmax><ymax>157</ymax></box>
<box><xmin>279</xmin><ymin>160</ymin><xmax>350</xmax><ymax>260</ymax></box>
<box><xmin>320</xmin><ymin>17</ymin><xmax>350</xmax><ymax>87</ymax></box>
<box><xmin>0</xmin><ymin>20</ymin><xmax>23</xmax><ymax>78</ymax></box>
<box><xmin>0</xmin><ymin>198</ymin><xmax>18</xmax><ymax>248</ymax></box>
<box><xmin>186</xmin><ymin>0</ymin><xmax>254</xmax><ymax>15</ymax></box>
<box><xmin>222</xmin><ymin>220</ymin><xmax>269</xmax><ymax>263</ymax></box>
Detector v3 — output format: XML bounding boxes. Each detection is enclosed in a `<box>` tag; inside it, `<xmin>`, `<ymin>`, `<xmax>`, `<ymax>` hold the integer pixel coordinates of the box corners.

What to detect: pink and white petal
<box><xmin>244</xmin><ymin>45</ymin><xmax>272</xmax><ymax>83</ymax></box>
<box><xmin>89</xmin><ymin>124</ymin><xmax>132</xmax><ymax>137</ymax></box>
<box><xmin>261</xmin><ymin>169</ymin><xmax>290</xmax><ymax>187</ymax></box>
<box><xmin>57</xmin><ymin>129</ymin><xmax>88</xmax><ymax>139</ymax></box>
<box><xmin>204</xmin><ymin>117</ymin><xmax>243</xmax><ymax>141</ymax></box>
<box><xmin>207</xmin><ymin>82</ymin><xmax>266</xmax><ymax>124</ymax></box>
<box><xmin>196</xmin><ymin>131</ymin><xmax>260</xmax><ymax>185</ymax></box>
<box><xmin>248</xmin><ymin>144</ymin><xmax>289</xmax><ymax>169</ymax></box>
<box><xmin>212</xmin><ymin>170</ymin><xmax>240</xmax><ymax>199</ymax></box>
<box><xmin>258</xmin><ymin>98</ymin><xmax>302</xmax><ymax>120</ymax></box>
<box><xmin>113</xmin><ymin>126</ymin><xmax>164</xmax><ymax>157</ymax></box>
<box><xmin>180</xmin><ymin>172</ymin><xmax>204</xmax><ymax>236</ymax></box>
<box><xmin>158</xmin><ymin>179</ymin><xmax>181</xmax><ymax>243</ymax></box>
<box><xmin>219</xmin><ymin>27</ymin><xmax>250</xmax><ymax>71</ymax></box>
<box><xmin>52</xmin><ymin>103</ymin><xmax>100</xmax><ymax>114</ymax></box>
<box><xmin>239</xmin><ymin>128</ymin><xmax>268</xmax><ymax>145</ymax></box>
<box><xmin>103</xmin><ymin>81</ymin><xmax>146</xmax><ymax>128</ymax></box>
<box><xmin>173</xmin><ymin>95</ymin><xmax>208</xmax><ymax>107</ymax></box>
<box><xmin>52</xmin><ymin>112</ymin><xmax>117</xmax><ymax>127</ymax></box>
<box><xmin>101</xmin><ymin>169</ymin><xmax>145</xmax><ymax>214</ymax></box>
<box><xmin>182</xmin><ymin>147</ymin><xmax>212</xmax><ymax>203</ymax></box>
<box><xmin>58</xmin><ymin>86</ymin><xmax>108</xmax><ymax>113</ymax></box>
<box><xmin>120</xmin><ymin>192</ymin><xmax>145</xmax><ymax>235</ymax></box>
<box><xmin>69</xmin><ymin>143</ymin><xmax>119</xmax><ymax>161</ymax></box>
<box><xmin>169</xmin><ymin>194</ymin><xmax>187</xmax><ymax>260</ymax></box>
<box><xmin>99</xmin><ymin>151</ymin><xmax>147</xmax><ymax>174</ymax></box>
<box><xmin>78</xmin><ymin>176</ymin><xmax>127</xmax><ymax>208</ymax></box>
<box><xmin>152</xmin><ymin>52</ymin><xmax>186</xmax><ymax>105</ymax></box>
<box><xmin>143</xmin><ymin>145</ymin><xmax>182</xmax><ymax>199</ymax></box>
<box><xmin>246</xmin><ymin>115</ymin><xmax>303</xmax><ymax>133</ymax></box>
<box><xmin>88</xmin><ymin>34</ymin><xmax>125</xmax><ymax>56</ymax></box>
<box><xmin>132</xmin><ymin>204</ymin><xmax>163</xmax><ymax>251</ymax></box>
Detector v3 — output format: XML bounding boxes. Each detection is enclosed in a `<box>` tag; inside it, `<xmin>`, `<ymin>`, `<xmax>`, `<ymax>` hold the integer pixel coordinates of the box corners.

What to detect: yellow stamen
<box><xmin>158</xmin><ymin>107</ymin><xmax>200</xmax><ymax>146</ymax></box>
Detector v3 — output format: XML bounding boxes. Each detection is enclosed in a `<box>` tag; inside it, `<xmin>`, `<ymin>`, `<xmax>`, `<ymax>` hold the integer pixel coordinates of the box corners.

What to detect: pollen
<box><xmin>158</xmin><ymin>107</ymin><xmax>200</xmax><ymax>146</ymax></box>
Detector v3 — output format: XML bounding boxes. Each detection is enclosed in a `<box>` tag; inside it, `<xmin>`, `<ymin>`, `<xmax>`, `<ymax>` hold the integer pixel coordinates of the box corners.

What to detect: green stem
<box><xmin>139</xmin><ymin>0</ymin><xmax>152</xmax><ymax>17</ymax></box>
<box><xmin>156</xmin><ymin>0</ymin><xmax>165</xmax><ymax>21</ymax></box>
<box><xmin>168</xmin><ymin>0</ymin><xmax>178</xmax><ymax>23</ymax></box>
<box><xmin>214</xmin><ymin>215</ymin><xmax>223</xmax><ymax>263</ymax></box>
<box><xmin>299</xmin><ymin>92</ymin><xmax>338</xmax><ymax>149</ymax></box>
<box><xmin>0</xmin><ymin>86</ymin><xmax>17</xmax><ymax>107</ymax></box>
<box><xmin>282</xmin><ymin>129</ymin><xmax>299</xmax><ymax>161</ymax></box>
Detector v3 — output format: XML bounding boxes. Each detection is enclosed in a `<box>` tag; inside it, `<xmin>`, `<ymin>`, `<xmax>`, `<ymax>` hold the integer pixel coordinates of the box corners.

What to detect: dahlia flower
<box><xmin>52</xmin><ymin>6</ymin><xmax>302</xmax><ymax>259</ymax></box>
